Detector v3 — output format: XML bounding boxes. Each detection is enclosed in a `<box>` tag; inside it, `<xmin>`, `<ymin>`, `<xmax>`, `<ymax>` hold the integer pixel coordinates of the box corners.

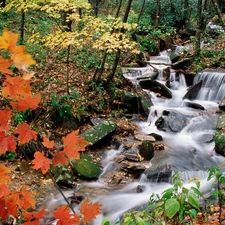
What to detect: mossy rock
<box><xmin>214</xmin><ymin>130</ymin><xmax>225</xmax><ymax>156</ymax></box>
<box><xmin>216</xmin><ymin>113</ymin><xmax>225</xmax><ymax>130</ymax></box>
<box><xmin>70</xmin><ymin>157</ymin><xmax>102</xmax><ymax>179</ymax></box>
<box><xmin>80</xmin><ymin>120</ymin><xmax>117</xmax><ymax>146</ymax></box>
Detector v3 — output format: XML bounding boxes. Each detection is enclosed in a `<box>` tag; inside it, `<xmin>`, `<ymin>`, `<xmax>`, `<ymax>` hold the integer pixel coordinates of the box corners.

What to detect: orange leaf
<box><xmin>0</xmin><ymin>29</ymin><xmax>19</xmax><ymax>51</ymax></box>
<box><xmin>62</xmin><ymin>130</ymin><xmax>88</xmax><ymax>159</ymax></box>
<box><xmin>22</xmin><ymin>71</ymin><xmax>35</xmax><ymax>80</ymax></box>
<box><xmin>52</xmin><ymin>205</ymin><xmax>80</xmax><ymax>225</ymax></box>
<box><xmin>0</xmin><ymin>184</ymin><xmax>10</xmax><ymax>198</ymax></box>
<box><xmin>0</xmin><ymin>164</ymin><xmax>11</xmax><ymax>183</ymax></box>
<box><xmin>0</xmin><ymin>132</ymin><xmax>16</xmax><ymax>154</ymax></box>
<box><xmin>0</xmin><ymin>56</ymin><xmax>12</xmax><ymax>74</ymax></box>
<box><xmin>2</xmin><ymin>75</ymin><xmax>31</xmax><ymax>99</ymax></box>
<box><xmin>11</xmin><ymin>45</ymin><xmax>36</xmax><ymax>70</ymax></box>
<box><xmin>22</xmin><ymin>208</ymin><xmax>46</xmax><ymax>225</ymax></box>
<box><xmin>52</xmin><ymin>151</ymin><xmax>68</xmax><ymax>167</ymax></box>
<box><xmin>32</xmin><ymin>151</ymin><xmax>51</xmax><ymax>174</ymax></box>
<box><xmin>79</xmin><ymin>199</ymin><xmax>101</xmax><ymax>225</ymax></box>
<box><xmin>0</xmin><ymin>198</ymin><xmax>7</xmax><ymax>220</ymax></box>
<box><xmin>0</xmin><ymin>108</ymin><xmax>12</xmax><ymax>132</ymax></box>
<box><xmin>15</xmin><ymin>123</ymin><xmax>37</xmax><ymax>144</ymax></box>
<box><xmin>42</xmin><ymin>135</ymin><xmax>54</xmax><ymax>149</ymax></box>
<box><xmin>6</xmin><ymin>186</ymin><xmax>35</xmax><ymax>217</ymax></box>
<box><xmin>10</xmin><ymin>94</ymin><xmax>41</xmax><ymax>112</ymax></box>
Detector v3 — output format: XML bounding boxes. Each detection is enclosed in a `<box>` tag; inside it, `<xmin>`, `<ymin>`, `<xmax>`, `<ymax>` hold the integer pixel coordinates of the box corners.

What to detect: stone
<box><xmin>139</xmin><ymin>140</ymin><xmax>154</xmax><ymax>160</ymax></box>
<box><xmin>183</xmin><ymin>80</ymin><xmax>202</xmax><ymax>100</ymax></box>
<box><xmin>184</xmin><ymin>101</ymin><xmax>205</xmax><ymax>110</ymax></box>
<box><xmin>134</xmin><ymin>134</ymin><xmax>155</xmax><ymax>142</ymax></box>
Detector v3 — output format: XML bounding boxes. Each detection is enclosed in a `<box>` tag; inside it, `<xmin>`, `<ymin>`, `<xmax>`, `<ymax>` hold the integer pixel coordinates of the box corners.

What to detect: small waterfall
<box><xmin>194</xmin><ymin>70</ymin><xmax>225</xmax><ymax>102</ymax></box>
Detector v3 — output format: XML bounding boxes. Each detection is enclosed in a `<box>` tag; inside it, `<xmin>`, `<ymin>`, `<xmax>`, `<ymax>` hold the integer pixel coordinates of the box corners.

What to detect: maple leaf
<box><xmin>32</xmin><ymin>151</ymin><xmax>51</xmax><ymax>174</ymax></box>
<box><xmin>52</xmin><ymin>151</ymin><xmax>68</xmax><ymax>167</ymax></box>
<box><xmin>22</xmin><ymin>71</ymin><xmax>35</xmax><ymax>80</ymax></box>
<box><xmin>0</xmin><ymin>29</ymin><xmax>19</xmax><ymax>51</ymax></box>
<box><xmin>42</xmin><ymin>135</ymin><xmax>54</xmax><ymax>149</ymax></box>
<box><xmin>11</xmin><ymin>45</ymin><xmax>36</xmax><ymax>70</ymax></box>
<box><xmin>0</xmin><ymin>164</ymin><xmax>11</xmax><ymax>183</ymax></box>
<box><xmin>0</xmin><ymin>132</ymin><xmax>16</xmax><ymax>154</ymax></box>
<box><xmin>22</xmin><ymin>208</ymin><xmax>46</xmax><ymax>225</ymax></box>
<box><xmin>79</xmin><ymin>199</ymin><xmax>102</xmax><ymax>225</ymax></box>
<box><xmin>0</xmin><ymin>184</ymin><xmax>10</xmax><ymax>198</ymax></box>
<box><xmin>15</xmin><ymin>123</ymin><xmax>37</xmax><ymax>144</ymax></box>
<box><xmin>0</xmin><ymin>198</ymin><xmax>7</xmax><ymax>220</ymax></box>
<box><xmin>52</xmin><ymin>205</ymin><xmax>80</xmax><ymax>225</ymax></box>
<box><xmin>0</xmin><ymin>108</ymin><xmax>12</xmax><ymax>132</ymax></box>
<box><xmin>2</xmin><ymin>75</ymin><xmax>31</xmax><ymax>99</ymax></box>
<box><xmin>62</xmin><ymin>130</ymin><xmax>88</xmax><ymax>159</ymax></box>
<box><xmin>10</xmin><ymin>94</ymin><xmax>41</xmax><ymax>112</ymax></box>
<box><xmin>5</xmin><ymin>186</ymin><xmax>35</xmax><ymax>217</ymax></box>
<box><xmin>0</xmin><ymin>56</ymin><xmax>13</xmax><ymax>74</ymax></box>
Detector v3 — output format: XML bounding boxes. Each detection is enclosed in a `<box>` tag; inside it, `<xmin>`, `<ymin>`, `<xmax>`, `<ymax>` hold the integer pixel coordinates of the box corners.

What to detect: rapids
<box><xmin>45</xmin><ymin>52</ymin><xmax>225</xmax><ymax>225</ymax></box>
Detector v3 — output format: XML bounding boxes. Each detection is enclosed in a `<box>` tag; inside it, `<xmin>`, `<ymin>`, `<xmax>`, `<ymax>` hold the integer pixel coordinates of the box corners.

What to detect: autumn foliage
<box><xmin>0</xmin><ymin>29</ymin><xmax>101</xmax><ymax>224</ymax></box>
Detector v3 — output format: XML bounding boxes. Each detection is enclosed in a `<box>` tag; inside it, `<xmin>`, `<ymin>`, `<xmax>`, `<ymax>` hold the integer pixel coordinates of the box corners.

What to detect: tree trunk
<box><xmin>154</xmin><ymin>0</ymin><xmax>161</xmax><ymax>27</ymax></box>
<box><xmin>92</xmin><ymin>0</ymin><xmax>123</xmax><ymax>82</ymax></box>
<box><xmin>137</xmin><ymin>0</ymin><xmax>146</xmax><ymax>24</ymax></box>
<box><xmin>107</xmin><ymin>0</ymin><xmax>133</xmax><ymax>83</ymax></box>
<box><xmin>211</xmin><ymin>0</ymin><xmax>225</xmax><ymax>27</ymax></box>
<box><xmin>195</xmin><ymin>0</ymin><xmax>203</xmax><ymax>59</ymax></box>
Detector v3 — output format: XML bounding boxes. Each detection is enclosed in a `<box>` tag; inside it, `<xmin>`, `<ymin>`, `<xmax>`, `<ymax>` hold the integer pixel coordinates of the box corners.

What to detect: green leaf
<box><xmin>188</xmin><ymin>193</ymin><xmax>200</xmax><ymax>210</ymax></box>
<box><xmin>190</xmin><ymin>186</ymin><xmax>202</xmax><ymax>197</ymax></box>
<box><xmin>188</xmin><ymin>209</ymin><xmax>197</xmax><ymax>218</ymax></box>
<box><xmin>162</xmin><ymin>187</ymin><xmax>176</xmax><ymax>199</ymax></box>
<box><xmin>134</xmin><ymin>216</ymin><xmax>145</xmax><ymax>225</ymax></box>
<box><xmin>164</xmin><ymin>198</ymin><xmax>180</xmax><ymax>219</ymax></box>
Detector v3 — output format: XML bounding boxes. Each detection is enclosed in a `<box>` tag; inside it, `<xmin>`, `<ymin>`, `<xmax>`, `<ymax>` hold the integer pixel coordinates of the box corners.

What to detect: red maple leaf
<box><xmin>32</xmin><ymin>151</ymin><xmax>51</xmax><ymax>174</ymax></box>
<box><xmin>79</xmin><ymin>199</ymin><xmax>102</xmax><ymax>225</ymax></box>
<box><xmin>0</xmin><ymin>184</ymin><xmax>10</xmax><ymax>198</ymax></box>
<box><xmin>0</xmin><ymin>198</ymin><xmax>7</xmax><ymax>220</ymax></box>
<box><xmin>15</xmin><ymin>123</ymin><xmax>37</xmax><ymax>144</ymax></box>
<box><xmin>42</xmin><ymin>135</ymin><xmax>54</xmax><ymax>149</ymax></box>
<box><xmin>0</xmin><ymin>132</ymin><xmax>16</xmax><ymax>154</ymax></box>
<box><xmin>10</xmin><ymin>94</ymin><xmax>41</xmax><ymax>112</ymax></box>
<box><xmin>2</xmin><ymin>75</ymin><xmax>31</xmax><ymax>99</ymax></box>
<box><xmin>0</xmin><ymin>164</ymin><xmax>11</xmax><ymax>183</ymax></box>
<box><xmin>5</xmin><ymin>186</ymin><xmax>35</xmax><ymax>217</ymax></box>
<box><xmin>22</xmin><ymin>208</ymin><xmax>46</xmax><ymax>225</ymax></box>
<box><xmin>62</xmin><ymin>130</ymin><xmax>88</xmax><ymax>159</ymax></box>
<box><xmin>52</xmin><ymin>151</ymin><xmax>68</xmax><ymax>167</ymax></box>
<box><xmin>0</xmin><ymin>108</ymin><xmax>12</xmax><ymax>132</ymax></box>
<box><xmin>0</xmin><ymin>56</ymin><xmax>12</xmax><ymax>74</ymax></box>
<box><xmin>52</xmin><ymin>205</ymin><xmax>80</xmax><ymax>225</ymax></box>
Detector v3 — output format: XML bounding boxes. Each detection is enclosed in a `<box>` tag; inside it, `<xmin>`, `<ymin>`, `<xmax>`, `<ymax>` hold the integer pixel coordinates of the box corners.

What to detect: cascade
<box><xmin>45</xmin><ymin>53</ymin><xmax>225</xmax><ymax>225</ymax></box>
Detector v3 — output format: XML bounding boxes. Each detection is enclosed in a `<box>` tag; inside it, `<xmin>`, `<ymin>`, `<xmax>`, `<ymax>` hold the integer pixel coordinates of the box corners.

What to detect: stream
<box><xmin>45</xmin><ymin>50</ymin><xmax>225</xmax><ymax>225</ymax></box>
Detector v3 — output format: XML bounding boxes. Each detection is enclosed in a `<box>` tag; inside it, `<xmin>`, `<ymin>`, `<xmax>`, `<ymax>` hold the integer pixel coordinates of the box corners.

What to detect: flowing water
<box><xmin>46</xmin><ymin>54</ymin><xmax>225</xmax><ymax>225</ymax></box>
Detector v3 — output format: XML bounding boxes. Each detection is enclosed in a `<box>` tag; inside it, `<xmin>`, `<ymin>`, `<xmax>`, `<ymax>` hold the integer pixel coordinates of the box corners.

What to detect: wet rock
<box><xmin>139</xmin><ymin>79</ymin><xmax>172</xmax><ymax>98</ymax></box>
<box><xmin>124</xmin><ymin>148</ymin><xmax>143</xmax><ymax>162</ymax></box>
<box><xmin>216</xmin><ymin>113</ymin><xmax>225</xmax><ymax>130</ymax></box>
<box><xmin>139</xmin><ymin>140</ymin><xmax>154</xmax><ymax>160</ymax></box>
<box><xmin>214</xmin><ymin>131</ymin><xmax>225</xmax><ymax>156</ymax></box>
<box><xmin>168</xmin><ymin>51</ymin><xmax>180</xmax><ymax>63</ymax></box>
<box><xmin>149</xmin><ymin>133</ymin><xmax>163</xmax><ymax>141</ymax></box>
<box><xmin>134</xmin><ymin>134</ymin><xmax>155</xmax><ymax>142</ymax></box>
<box><xmin>184</xmin><ymin>101</ymin><xmax>205</xmax><ymax>110</ymax></box>
<box><xmin>154</xmin><ymin>143</ymin><xmax>165</xmax><ymax>151</ymax></box>
<box><xmin>171</xmin><ymin>58</ymin><xmax>191</xmax><ymax>70</ymax></box>
<box><xmin>183</xmin><ymin>80</ymin><xmax>202</xmax><ymax>100</ymax></box>
<box><xmin>80</xmin><ymin>120</ymin><xmax>117</xmax><ymax>147</ymax></box>
<box><xmin>155</xmin><ymin>111</ymin><xmax>188</xmax><ymax>132</ymax></box>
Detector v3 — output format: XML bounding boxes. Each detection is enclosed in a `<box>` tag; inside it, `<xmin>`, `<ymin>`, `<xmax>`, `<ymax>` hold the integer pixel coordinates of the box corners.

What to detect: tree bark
<box><xmin>107</xmin><ymin>0</ymin><xmax>133</xmax><ymax>83</ymax></box>
<box><xmin>211</xmin><ymin>0</ymin><xmax>225</xmax><ymax>27</ymax></box>
<box><xmin>154</xmin><ymin>0</ymin><xmax>161</xmax><ymax>27</ymax></box>
<box><xmin>195</xmin><ymin>0</ymin><xmax>203</xmax><ymax>59</ymax></box>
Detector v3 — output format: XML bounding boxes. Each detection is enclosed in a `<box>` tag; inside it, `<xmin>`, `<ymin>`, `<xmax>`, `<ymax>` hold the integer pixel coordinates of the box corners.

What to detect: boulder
<box><xmin>138</xmin><ymin>140</ymin><xmax>154</xmax><ymax>160</ymax></box>
<box><xmin>168</xmin><ymin>51</ymin><xmax>180</xmax><ymax>63</ymax></box>
<box><xmin>183</xmin><ymin>80</ymin><xmax>202</xmax><ymax>100</ymax></box>
<box><xmin>184</xmin><ymin>101</ymin><xmax>205</xmax><ymax>110</ymax></box>
<box><xmin>214</xmin><ymin>131</ymin><xmax>225</xmax><ymax>156</ymax></box>
<box><xmin>171</xmin><ymin>58</ymin><xmax>191</xmax><ymax>70</ymax></box>
<box><xmin>139</xmin><ymin>79</ymin><xmax>172</xmax><ymax>98</ymax></box>
<box><xmin>80</xmin><ymin>120</ymin><xmax>117</xmax><ymax>147</ymax></box>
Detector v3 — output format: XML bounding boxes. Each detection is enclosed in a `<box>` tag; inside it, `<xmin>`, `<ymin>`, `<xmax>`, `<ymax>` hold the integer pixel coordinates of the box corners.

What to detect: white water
<box><xmin>46</xmin><ymin>56</ymin><xmax>225</xmax><ymax>225</ymax></box>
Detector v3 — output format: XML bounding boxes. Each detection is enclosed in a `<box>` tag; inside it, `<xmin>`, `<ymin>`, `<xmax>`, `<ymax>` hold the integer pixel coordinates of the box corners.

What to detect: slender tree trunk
<box><xmin>183</xmin><ymin>0</ymin><xmax>189</xmax><ymax>28</ymax></box>
<box><xmin>137</xmin><ymin>0</ymin><xmax>146</xmax><ymax>24</ymax></box>
<box><xmin>211</xmin><ymin>0</ymin><xmax>225</xmax><ymax>27</ymax></box>
<box><xmin>155</xmin><ymin>0</ymin><xmax>161</xmax><ymax>27</ymax></box>
<box><xmin>195</xmin><ymin>0</ymin><xmax>203</xmax><ymax>59</ymax></box>
<box><xmin>92</xmin><ymin>0</ymin><xmax>123</xmax><ymax>82</ymax></box>
<box><xmin>20</xmin><ymin>10</ymin><xmax>25</xmax><ymax>44</ymax></box>
<box><xmin>107</xmin><ymin>0</ymin><xmax>133</xmax><ymax>83</ymax></box>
